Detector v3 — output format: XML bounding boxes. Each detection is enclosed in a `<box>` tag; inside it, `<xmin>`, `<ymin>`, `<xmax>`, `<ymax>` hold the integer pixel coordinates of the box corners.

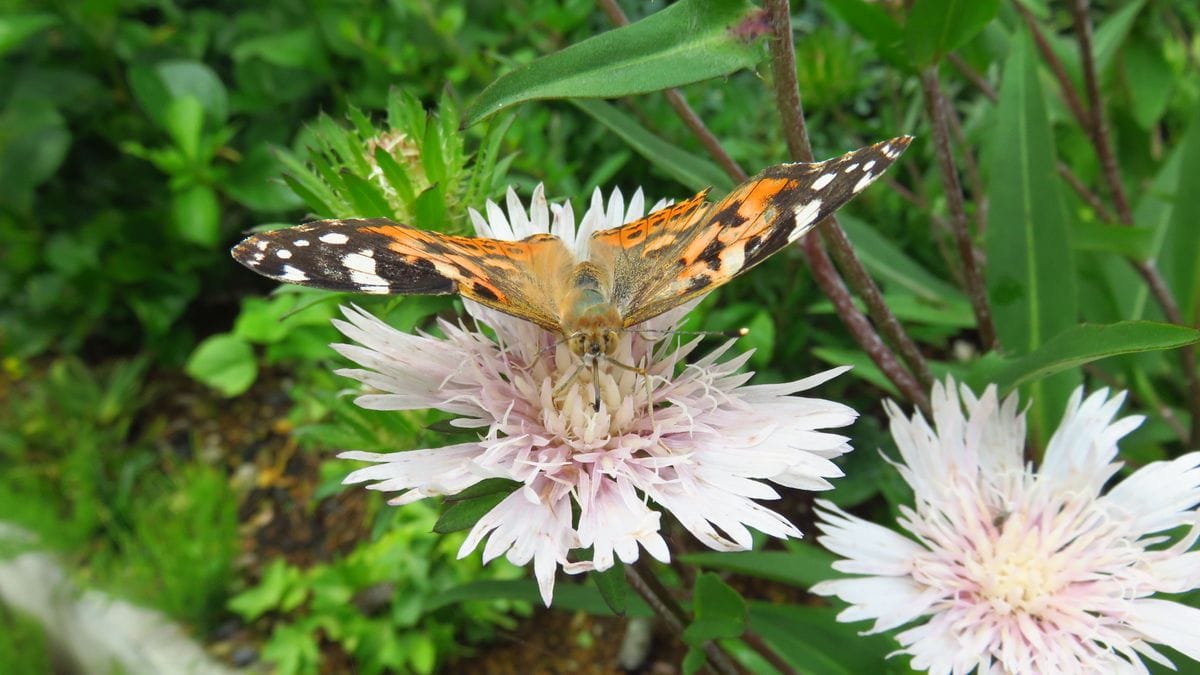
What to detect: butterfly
<box><xmin>233</xmin><ymin>137</ymin><xmax>911</xmax><ymax>366</ymax></box>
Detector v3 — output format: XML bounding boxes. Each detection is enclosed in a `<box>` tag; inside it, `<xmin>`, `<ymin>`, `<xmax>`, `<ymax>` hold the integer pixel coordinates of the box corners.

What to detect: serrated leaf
<box><xmin>572</xmin><ymin>99</ymin><xmax>732</xmax><ymax>193</ymax></box>
<box><xmin>904</xmin><ymin>0</ymin><xmax>999</xmax><ymax>68</ymax></box>
<box><xmin>339</xmin><ymin>172</ymin><xmax>395</xmax><ymax>218</ymax></box>
<box><xmin>989</xmin><ymin>322</ymin><xmax>1200</xmax><ymax>392</ymax></box>
<box><xmin>464</xmin><ymin>0</ymin><xmax>765</xmax><ymax>125</ymax></box>
<box><xmin>985</xmin><ymin>30</ymin><xmax>1079</xmax><ymax>442</ymax></box>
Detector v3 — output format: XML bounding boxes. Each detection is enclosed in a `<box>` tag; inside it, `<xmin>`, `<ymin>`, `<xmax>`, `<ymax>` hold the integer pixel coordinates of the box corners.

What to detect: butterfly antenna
<box><xmin>627</xmin><ymin>327</ymin><xmax>750</xmax><ymax>340</ymax></box>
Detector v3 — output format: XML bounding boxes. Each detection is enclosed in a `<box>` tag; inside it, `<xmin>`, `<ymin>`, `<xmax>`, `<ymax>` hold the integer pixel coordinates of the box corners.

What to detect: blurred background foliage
<box><xmin>1</xmin><ymin>0</ymin><xmax>1198</xmax><ymax>673</ymax></box>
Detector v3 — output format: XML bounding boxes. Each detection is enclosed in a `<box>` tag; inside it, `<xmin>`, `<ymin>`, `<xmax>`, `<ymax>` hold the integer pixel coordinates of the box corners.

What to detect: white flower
<box><xmin>812</xmin><ymin>379</ymin><xmax>1200</xmax><ymax>674</ymax></box>
<box><xmin>333</xmin><ymin>185</ymin><xmax>858</xmax><ymax>605</ymax></box>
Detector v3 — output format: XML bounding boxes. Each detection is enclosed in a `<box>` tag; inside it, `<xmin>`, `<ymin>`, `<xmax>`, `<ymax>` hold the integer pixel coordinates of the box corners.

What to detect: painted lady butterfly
<box><xmin>233</xmin><ymin>137</ymin><xmax>911</xmax><ymax>362</ymax></box>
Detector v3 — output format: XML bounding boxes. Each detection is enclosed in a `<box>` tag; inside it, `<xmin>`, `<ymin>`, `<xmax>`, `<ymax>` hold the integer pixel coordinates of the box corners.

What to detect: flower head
<box><xmin>812</xmin><ymin>380</ymin><xmax>1200</xmax><ymax>674</ymax></box>
<box><xmin>334</xmin><ymin>185</ymin><xmax>858</xmax><ymax>604</ymax></box>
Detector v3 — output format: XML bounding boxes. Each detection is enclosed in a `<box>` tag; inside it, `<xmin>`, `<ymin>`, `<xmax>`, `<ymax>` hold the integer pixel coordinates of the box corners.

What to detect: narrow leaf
<box><xmin>838</xmin><ymin>213</ymin><xmax>968</xmax><ymax>303</ymax></box>
<box><xmin>1164</xmin><ymin>106</ymin><xmax>1200</xmax><ymax>323</ymax></box>
<box><xmin>682</xmin><ymin>546</ymin><xmax>841</xmax><ymax>588</ymax></box>
<box><xmin>572</xmin><ymin>99</ymin><xmax>732</xmax><ymax>193</ymax></box>
<box><xmin>464</xmin><ymin>0</ymin><xmax>765</xmax><ymax>125</ymax></box>
<box><xmin>992</xmin><ymin>321</ymin><xmax>1200</xmax><ymax>392</ymax></box>
<box><xmin>985</xmin><ymin>30</ymin><xmax>1079</xmax><ymax>440</ymax></box>
<box><xmin>749</xmin><ymin>603</ymin><xmax>894</xmax><ymax>674</ymax></box>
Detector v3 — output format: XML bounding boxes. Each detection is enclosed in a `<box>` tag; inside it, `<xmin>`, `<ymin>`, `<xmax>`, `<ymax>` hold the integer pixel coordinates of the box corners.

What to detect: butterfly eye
<box><xmin>568</xmin><ymin>334</ymin><xmax>588</xmax><ymax>356</ymax></box>
<box><xmin>603</xmin><ymin>330</ymin><xmax>620</xmax><ymax>355</ymax></box>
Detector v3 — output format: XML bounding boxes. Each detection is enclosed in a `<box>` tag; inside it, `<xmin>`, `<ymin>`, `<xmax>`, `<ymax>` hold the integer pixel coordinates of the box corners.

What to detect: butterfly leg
<box><xmin>605</xmin><ymin>356</ymin><xmax>656</xmax><ymax>426</ymax></box>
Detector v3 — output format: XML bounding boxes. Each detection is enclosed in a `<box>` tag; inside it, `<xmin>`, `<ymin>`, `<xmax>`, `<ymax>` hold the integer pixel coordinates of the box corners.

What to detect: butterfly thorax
<box><xmin>561</xmin><ymin>263</ymin><xmax>622</xmax><ymax>359</ymax></box>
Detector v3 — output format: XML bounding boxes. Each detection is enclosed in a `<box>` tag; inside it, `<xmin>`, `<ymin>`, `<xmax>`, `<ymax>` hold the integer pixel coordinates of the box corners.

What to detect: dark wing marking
<box><xmin>231</xmin><ymin>218</ymin><xmax>575</xmax><ymax>332</ymax></box>
<box><xmin>587</xmin><ymin>137</ymin><xmax>913</xmax><ymax>326</ymax></box>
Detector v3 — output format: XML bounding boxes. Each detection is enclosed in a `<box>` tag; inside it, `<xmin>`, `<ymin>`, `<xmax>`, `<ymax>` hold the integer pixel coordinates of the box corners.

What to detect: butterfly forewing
<box><xmin>587</xmin><ymin>136</ymin><xmax>913</xmax><ymax>327</ymax></box>
<box><xmin>232</xmin><ymin>137</ymin><xmax>911</xmax><ymax>338</ymax></box>
<box><xmin>232</xmin><ymin>218</ymin><xmax>572</xmax><ymax>331</ymax></box>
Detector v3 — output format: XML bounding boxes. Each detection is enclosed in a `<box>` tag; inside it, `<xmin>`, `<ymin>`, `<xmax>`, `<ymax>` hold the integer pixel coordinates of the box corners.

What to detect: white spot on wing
<box><xmin>358</xmin><ymin>248</ymin><xmax>375</xmax><ymax>258</ymax></box>
<box><xmin>280</xmin><ymin>265</ymin><xmax>308</xmax><ymax>282</ymax></box>
<box><xmin>853</xmin><ymin>172</ymin><xmax>876</xmax><ymax>193</ymax></box>
<box><xmin>789</xmin><ymin>199</ymin><xmax>823</xmax><ymax>243</ymax></box>
<box><xmin>811</xmin><ymin>173</ymin><xmax>836</xmax><ymax>191</ymax></box>
<box><xmin>276</xmin><ymin>249</ymin><xmax>292</xmax><ymax>259</ymax></box>
<box><xmin>319</xmin><ymin>232</ymin><xmax>349</xmax><ymax>245</ymax></box>
<box><xmin>862</xmin><ymin>160</ymin><xmax>877</xmax><ymax>171</ymax></box>
<box><xmin>844</xmin><ymin>163</ymin><xmax>859</xmax><ymax>173</ymax></box>
<box><xmin>294</xmin><ymin>239</ymin><xmax>310</xmax><ymax>247</ymax></box>
<box><xmin>256</xmin><ymin>240</ymin><xmax>269</xmax><ymax>251</ymax></box>
<box><xmin>343</xmin><ymin>252</ymin><xmax>389</xmax><ymax>290</ymax></box>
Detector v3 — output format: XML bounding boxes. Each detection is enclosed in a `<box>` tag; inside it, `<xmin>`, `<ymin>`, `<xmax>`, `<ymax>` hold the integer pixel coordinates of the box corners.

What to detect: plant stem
<box><xmin>764</xmin><ymin>0</ymin><xmax>934</xmax><ymax>394</ymax></box>
<box><xmin>596</xmin><ymin>0</ymin><xmax>749</xmax><ymax>182</ymax></box>
<box><xmin>1013</xmin><ymin>1</ymin><xmax>1090</xmax><ymax>131</ymax></box>
<box><xmin>1068</xmin><ymin>0</ymin><xmax>1133</xmax><ymax>225</ymax></box>
<box><xmin>625</xmin><ymin>564</ymin><xmax>744</xmax><ymax>675</ymax></box>
<box><xmin>920</xmin><ymin>68</ymin><xmax>999</xmax><ymax>350</ymax></box>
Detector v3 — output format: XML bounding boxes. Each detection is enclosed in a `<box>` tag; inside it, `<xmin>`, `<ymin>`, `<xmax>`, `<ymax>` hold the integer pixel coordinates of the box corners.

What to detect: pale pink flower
<box><xmin>333</xmin><ymin>185</ymin><xmax>858</xmax><ymax>604</ymax></box>
<box><xmin>812</xmin><ymin>380</ymin><xmax>1200</xmax><ymax>674</ymax></box>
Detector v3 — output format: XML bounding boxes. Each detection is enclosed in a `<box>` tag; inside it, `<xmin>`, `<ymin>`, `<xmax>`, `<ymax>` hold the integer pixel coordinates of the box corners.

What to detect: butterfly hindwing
<box><xmin>588</xmin><ymin>137</ymin><xmax>912</xmax><ymax>327</ymax></box>
<box><xmin>232</xmin><ymin>218</ymin><xmax>573</xmax><ymax>331</ymax></box>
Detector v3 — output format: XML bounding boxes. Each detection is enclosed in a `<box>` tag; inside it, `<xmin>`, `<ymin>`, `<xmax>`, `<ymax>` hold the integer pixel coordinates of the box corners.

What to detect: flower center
<box><xmin>972</xmin><ymin>511</ymin><xmax>1066</xmax><ymax>617</ymax></box>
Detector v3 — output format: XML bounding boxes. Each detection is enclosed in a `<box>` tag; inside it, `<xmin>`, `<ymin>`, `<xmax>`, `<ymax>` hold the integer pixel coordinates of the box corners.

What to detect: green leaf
<box><xmin>442</xmin><ymin>477</ymin><xmax>521</xmax><ymax>501</ymax></box>
<box><xmin>989</xmin><ymin>322</ymin><xmax>1200</xmax><ymax>392</ymax></box>
<box><xmin>985</xmin><ymin>30</ymin><xmax>1079</xmax><ymax>441</ymax></box>
<box><xmin>1164</xmin><ymin>105</ymin><xmax>1200</xmax><ymax>324</ymax></box>
<box><xmin>682</xmin><ymin>572</ymin><xmax>746</xmax><ymax>646</ymax></box>
<box><xmin>171</xmin><ymin>183</ymin><xmax>221</xmax><ymax>247</ymax></box>
<box><xmin>129</xmin><ymin>60</ymin><xmax>229</xmax><ymax>129</ymax></box>
<box><xmin>433</xmin><ymin>490</ymin><xmax>509</xmax><ymax>534</ymax></box>
<box><xmin>572</xmin><ymin>99</ymin><xmax>732</xmax><ymax>193</ymax></box>
<box><xmin>339</xmin><ymin>172</ymin><xmax>395</xmax><ymax>218</ymax></box>
<box><xmin>682</xmin><ymin>545</ymin><xmax>841</xmax><ymax>588</ymax></box>
<box><xmin>748</xmin><ymin>603</ymin><xmax>894</xmax><ymax>674</ymax></box>
<box><xmin>0</xmin><ymin>13</ymin><xmax>59</xmax><ymax>57</ymax></box>
<box><xmin>904</xmin><ymin>0</ymin><xmax>999</xmax><ymax>68</ymax></box>
<box><xmin>1092</xmin><ymin>0</ymin><xmax>1146</xmax><ymax>76</ymax></box>
<box><xmin>186</xmin><ymin>333</ymin><xmax>257</xmax><ymax>397</ymax></box>
<box><xmin>811</xmin><ymin>347</ymin><xmax>899</xmax><ymax>397</ymax></box>
<box><xmin>822</xmin><ymin>0</ymin><xmax>906</xmax><ymax>68</ymax></box>
<box><xmin>1070</xmin><ymin>220</ymin><xmax>1155</xmax><ymax>259</ymax></box>
<box><xmin>0</xmin><ymin>99</ymin><xmax>70</xmax><ymax>211</ymax></box>
<box><xmin>163</xmin><ymin>96</ymin><xmax>204</xmax><ymax>160</ymax></box>
<box><xmin>838</xmin><ymin>213</ymin><xmax>967</xmax><ymax>303</ymax></box>
<box><xmin>592</xmin><ymin>564</ymin><xmax>628</xmax><ymax>616</ymax></box>
<box><xmin>1124</xmin><ymin>39</ymin><xmax>1173</xmax><ymax>130</ymax></box>
<box><xmin>463</xmin><ymin>0</ymin><xmax>765</xmax><ymax>125</ymax></box>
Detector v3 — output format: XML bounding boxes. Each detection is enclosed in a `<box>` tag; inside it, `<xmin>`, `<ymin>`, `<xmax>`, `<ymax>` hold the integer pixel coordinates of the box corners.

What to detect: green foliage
<box><xmin>228</xmin><ymin>502</ymin><xmax>527</xmax><ymax>675</ymax></box>
<box><xmin>0</xmin><ymin>607</ymin><xmax>51</xmax><ymax>674</ymax></box>
<box><xmin>0</xmin><ymin>357</ymin><xmax>237</xmax><ymax>630</ymax></box>
<box><xmin>5</xmin><ymin>0</ymin><xmax>1200</xmax><ymax>671</ymax></box>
